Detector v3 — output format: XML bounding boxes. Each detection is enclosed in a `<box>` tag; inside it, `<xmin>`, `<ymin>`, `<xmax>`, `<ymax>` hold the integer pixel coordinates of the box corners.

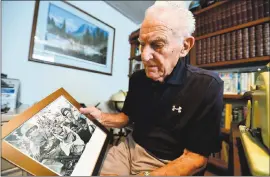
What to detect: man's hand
<box><xmin>80</xmin><ymin>107</ymin><xmax>129</xmax><ymax>128</ymax></box>
<box><xmin>80</xmin><ymin>107</ymin><xmax>102</xmax><ymax>120</ymax></box>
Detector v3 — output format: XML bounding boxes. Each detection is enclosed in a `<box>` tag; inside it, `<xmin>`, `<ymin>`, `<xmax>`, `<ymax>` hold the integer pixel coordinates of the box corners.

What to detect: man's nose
<box><xmin>141</xmin><ymin>45</ymin><xmax>153</xmax><ymax>62</ymax></box>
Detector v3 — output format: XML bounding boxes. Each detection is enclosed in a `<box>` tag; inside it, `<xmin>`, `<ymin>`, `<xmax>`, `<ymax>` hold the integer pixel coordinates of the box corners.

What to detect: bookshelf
<box><xmin>190</xmin><ymin>0</ymin><xmax>270</xmax><ymax>69</ymax></box>
<box><xmin>223</xmin><ymin>94</ymin><xmax>243</xmax><ymax>100</ymax></box>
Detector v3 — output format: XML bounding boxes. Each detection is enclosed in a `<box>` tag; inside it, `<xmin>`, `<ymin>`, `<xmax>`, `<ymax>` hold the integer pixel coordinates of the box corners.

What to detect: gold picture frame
<box><xmin>1</xmin><ymin>88</ymin><xmax>111</xmax><ymax>176</ymax></box>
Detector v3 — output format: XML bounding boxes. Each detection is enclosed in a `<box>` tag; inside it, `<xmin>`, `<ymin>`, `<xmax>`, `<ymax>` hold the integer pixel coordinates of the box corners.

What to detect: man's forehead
<box><xmin>139</xmin><ymin>24</ymin><xmax>173</xmax><ymax>42</ymax></box>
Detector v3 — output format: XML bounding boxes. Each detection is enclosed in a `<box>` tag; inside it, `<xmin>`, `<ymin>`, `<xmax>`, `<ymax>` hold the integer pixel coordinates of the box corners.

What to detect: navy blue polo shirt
<box><xmin>122</xmin><ymin>58</ymin><xmax>224</xmax><ymax>160</ymax></box>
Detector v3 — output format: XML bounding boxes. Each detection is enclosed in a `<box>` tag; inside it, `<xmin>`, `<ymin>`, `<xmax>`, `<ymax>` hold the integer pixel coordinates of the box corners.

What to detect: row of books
<box><xmin>196</xmin><ymin>23</ymin><xmax>270</xmax><ymax>65</ymax></box>
<box><xmin>195</xmin><ymin>0</ymin><xmax>269</xmax><ymax>36</ymax></box>
<box><xmin>218</xmin><ymin>72</ymin><xmax>256</xmax><ymax>95</ymax></box>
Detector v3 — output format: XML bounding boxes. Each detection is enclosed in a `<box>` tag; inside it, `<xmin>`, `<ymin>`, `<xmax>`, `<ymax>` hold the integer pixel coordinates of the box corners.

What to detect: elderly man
<box><xmin>80</xmin><ymin>1</ymin><xmax>223</xmax><ymax>176</ymax></box>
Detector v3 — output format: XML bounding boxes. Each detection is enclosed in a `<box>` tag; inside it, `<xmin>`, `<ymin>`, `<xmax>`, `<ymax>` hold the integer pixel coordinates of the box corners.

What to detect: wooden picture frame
<box><xmin>28</xmin><ymin>1</ymin><xmax>115</xmax><ymax>75</ymax></box>
<box><xmin>1</xmin><ymin>88</ymin><xmax>111</xmax><ymax>176</ymax></box>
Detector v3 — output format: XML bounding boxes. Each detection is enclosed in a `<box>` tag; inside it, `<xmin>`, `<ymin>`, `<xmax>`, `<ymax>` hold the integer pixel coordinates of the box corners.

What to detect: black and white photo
<box><xmin>4</xmin><ymin>96</ymin><xmax>97</xmax><ymax>176</ymax></box>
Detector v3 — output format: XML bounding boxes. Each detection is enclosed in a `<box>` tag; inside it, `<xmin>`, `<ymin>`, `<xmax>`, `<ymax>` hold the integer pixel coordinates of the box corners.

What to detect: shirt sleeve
<box><xmin>185</xmin><ymin>79</ymin><xmax>224</xmax><ymax>156</ymax></box>
<box><xmin>122</xmin><ymin>73</ymin><xmax>136</xmax><ymax>119</ymax></box>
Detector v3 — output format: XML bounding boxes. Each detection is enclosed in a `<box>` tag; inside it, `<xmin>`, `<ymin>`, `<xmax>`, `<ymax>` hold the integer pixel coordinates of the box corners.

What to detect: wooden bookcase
<box><xmin>190</xmin><ymin>0</ymin><xmax>270</xmax><ymax>69</ymax></box>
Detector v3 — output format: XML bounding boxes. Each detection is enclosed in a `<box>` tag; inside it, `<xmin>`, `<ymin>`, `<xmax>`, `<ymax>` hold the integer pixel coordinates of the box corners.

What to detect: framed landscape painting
<box><xmin>29</xmin><ymin>1</ymin><xmax>115</xmax><ymax>75</ymax></box>
<box><xmin>1</xmin><ymin>88</ymin><xmax>111</xmax><ymax>176</ymax></box>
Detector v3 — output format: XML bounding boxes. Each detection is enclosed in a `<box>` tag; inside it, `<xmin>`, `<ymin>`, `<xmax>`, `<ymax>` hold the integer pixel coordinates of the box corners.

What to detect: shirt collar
<box><xmin>164</xmin><ymin>58</ymin><xmax>187</xmax><ymax>85</ymax></box>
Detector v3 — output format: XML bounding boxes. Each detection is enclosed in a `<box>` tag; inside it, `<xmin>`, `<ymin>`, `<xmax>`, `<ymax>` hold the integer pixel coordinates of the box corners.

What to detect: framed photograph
<box><xmin>1</xmin><ymin>88</ymin><xmax>112</xmax><ymax>176</ymax></box>
<box><xmin>28</xmin><ymin>1</ymin><xmax>115</xmax><ymax>75</ymax></box>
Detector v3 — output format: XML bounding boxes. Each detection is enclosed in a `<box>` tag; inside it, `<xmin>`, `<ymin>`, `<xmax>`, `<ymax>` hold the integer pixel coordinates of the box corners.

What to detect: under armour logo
<box><xmin>172</xmin><ymin>105</ymin><xmax>182</xmax><ymax>113</ymax></box>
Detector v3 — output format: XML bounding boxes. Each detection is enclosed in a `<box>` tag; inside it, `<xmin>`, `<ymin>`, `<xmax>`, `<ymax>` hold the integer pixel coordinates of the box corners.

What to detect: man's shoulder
<box><xmin>186</xmin><ymin>65</ymin><xmax>223</xmax><ymax>85</ymax></box>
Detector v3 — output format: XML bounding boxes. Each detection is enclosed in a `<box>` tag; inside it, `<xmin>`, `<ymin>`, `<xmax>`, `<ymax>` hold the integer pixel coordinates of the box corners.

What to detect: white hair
<box><xmin>145</xmin><ymin>1</ymin><xmax>196</xmax><ymax>39</ymax></box>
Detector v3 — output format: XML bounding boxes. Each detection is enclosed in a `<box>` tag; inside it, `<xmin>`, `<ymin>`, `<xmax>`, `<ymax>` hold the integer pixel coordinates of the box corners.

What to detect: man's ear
<box><xmin>179</xmin><ymin>36</ymin><xmax>195</xmax><ymax>57</ymax></box>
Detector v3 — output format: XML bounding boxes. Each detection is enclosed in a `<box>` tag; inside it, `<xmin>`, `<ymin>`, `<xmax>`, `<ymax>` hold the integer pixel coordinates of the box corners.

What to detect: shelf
<box><xmin>193</xmin><ymin>0</ymin><xmax>230</xmax><ymax>16</ymax></box>
<box><xmin>195</xmin><ymin>56</ymin><xmax>270</xmax><ymax>69</ymax></box>
<box><xmin>224</xmin><ymin>94</ymin><xmax>243</xmax><ymax>99</ymax></box>
<box><xmin>196</xmin><ymin>17</ymin><xmax>270</xmax><ymax>41</ymax></box>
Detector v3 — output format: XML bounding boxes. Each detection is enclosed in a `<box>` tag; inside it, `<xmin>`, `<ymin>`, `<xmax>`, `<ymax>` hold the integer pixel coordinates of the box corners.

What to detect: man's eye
<box><xmin>152</xmin><ymin>43</ymin><xmax>164</xmax><ymax>49</ymax></box>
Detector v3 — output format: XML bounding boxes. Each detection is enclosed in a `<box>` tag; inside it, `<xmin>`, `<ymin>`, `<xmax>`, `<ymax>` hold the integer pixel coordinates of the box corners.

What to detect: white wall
<box><xmin>2</xmin><ymin>1</ymin><xmax>138</xmax><ymax>112</ymax></box>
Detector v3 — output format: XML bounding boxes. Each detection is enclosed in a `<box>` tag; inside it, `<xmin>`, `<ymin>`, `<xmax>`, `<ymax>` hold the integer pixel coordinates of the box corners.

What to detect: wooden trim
<box><xmin>195</xmin><ymin>56</ymin><xmax>270</xmax><ymax>68</ymax></box>
<box><xmin>196</xmin><ymin>17</ymin><xmax>270</xmax><ymax>41</ymax></box>
<box><xmin>224</xmin><ymin>94</ymin><xmax>243</xmax><ymax>99</ymax></box>
<box><xmin>193</xmin><ymin>0</ymin><xmax>230</xmax><ymax>16</ymax></box>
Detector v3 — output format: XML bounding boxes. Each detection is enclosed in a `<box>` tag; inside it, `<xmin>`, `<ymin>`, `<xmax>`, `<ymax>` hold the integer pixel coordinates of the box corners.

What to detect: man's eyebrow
<box><xmin>138</xmin><ymin>37</ymin><xmax>167</xmax><ymax>44</ymax></box>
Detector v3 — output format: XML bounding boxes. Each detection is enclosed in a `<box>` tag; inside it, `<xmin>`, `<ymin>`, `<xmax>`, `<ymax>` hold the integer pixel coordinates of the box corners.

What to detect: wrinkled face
<box><xmin>139</xmin><ymin>19</ymin><xmax>183</xmax><ymax>82</ymax></box>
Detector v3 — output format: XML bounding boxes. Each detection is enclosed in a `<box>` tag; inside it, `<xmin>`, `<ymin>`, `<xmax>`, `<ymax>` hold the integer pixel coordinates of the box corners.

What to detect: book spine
<box><xmin>247</xmin><ymin>0</ymin><xmax>253</xmax><ymax>22</ymax></box>
<box><xmin>211</xmin><ymin>36</ymin><xmax>216</xmax><ymax>63</ymax></box>
<box><xmin>249</xmin><ymin>26</ymin><xmax>256</xmax><ymax>58</ymax></box>
<box><xmin>221</xmin><ymin>5</ymin><xmax>226</xmax><ymax>29</ymax></box>
<box><xmin>225</xmin><ymin>33</ymin><xmax>231</xmax><ymax>61</ymax></box>
<box><xmin>213</xmin><ymin>9</ymin><xmax>217</xmax><ymax>32</ymax></box>
<box><xmin>209</xmin><ymin>10</ymin><xmax>213</xmax><ymax>33</ymax></box>
<box><xmin>226</xmin><ymin>3</ymin><xmax>232</xmax><ymax>28</ymax></box>
<box><xmin>231</xmin><ymin>31</ymin><xmax>237</xmax><ymax>60</ymax></box>
<box><xmin>236</xmin><ymin>1</ymin><xmax>242</xmax><ymax>25</ymax></box>
<box><xmin>205</xmin><ymin>14</ymin><xmax>209</xmax><ymax>34</ymax></box>
<box><xmin>263</xmin><ymin>23</ymin><xmax>270</xmax><ymax>56</ymax></box>
<box><xmin>256</xmin><ymin>25</ymin><xmax>264</xmax><ymax>57</ymax></box>
<box><xmin>196</xmin><ymin>40</ymin><xmax>202</xmax><ymax>65</ymax></box>
<box><xmin>216</xmin><ymin>35</ymin><xmax>221</xmax><ymax>62</ymax></box>
<box><xmin>264</xmin><ymin>0</ymin><xmax>270</xmax><ymax>18</ymax></box>
<box><xmin>225</xmin><ymin>104</ymin><xmax>232</xmax><ymax>130</ymax></box>
<box><xmin>237</xmin><ymin>29</ymin><xmax>243</xmax><ymax>59</ymax></box>
<box><xmin>253</xmin><ymin>0</ymin><xmax>259</xmax><ymax>20</ymax></box>
<box><xmin>195</xmin><ymin>16</ymin><xmax>200</xmax><ymax>36</ymax></box>
<box><xmin>207</xmin><ymin>38</ymin><xmax>211</xmax><ymax>63</ymax></box>
<box><xmin>202</xmin><ymin>39</ymin><xmax>207</xmax><ymax>64</ymax></box>
<box><xmin>241</xmin><ymin>0</ymin><xmax>248</xmax><ymax>24</ymax></box>
<box><xmin>258</xmin><ymin>0</ymin><xmax>265</xmax><ymax>19</ymax></box>
<box><xmin>220</xmin><ymin>34</ymin><xmax>226</xmax><ymax>61</ymax></box>
<box><xmin>217</xmin><ymin>7</ymin><xmax>222</xmax><ymax>30</ymax></box>
<box><xmin>231</xmin><ymin>1</ymin><xmax>237</xmax><ymax>26</ymax></box>
<box><xmin>243</xmin><ymin>28</ymin><xmax>249</xmax><ymax>59</ymax></box>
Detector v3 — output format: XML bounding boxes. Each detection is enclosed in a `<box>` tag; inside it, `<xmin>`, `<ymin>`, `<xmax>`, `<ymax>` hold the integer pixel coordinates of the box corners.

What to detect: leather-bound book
<box><xmin>236</xmin><ymin>1</ymin><xmax>242</xmax><ymax>25</ymax></box>
<box><xmin>225</xmin><ymin>33</ymin><xmax>231</xmax><ymax>61</ymax></box>
<box><xmin>231</xmin><ymin>31</ymin><xmax>237</xmax><ymax>60</ymax></box>
<box><xmin>263</xmin><ymin>23</ymin><xmax>270</xmax><ymax>56</ymax></box>
<box><xmin>226</xmin><ymin>3</ymin><xmax>232</xmax><ymax>28</ymax></box>
<box><xmin>247</xmin><ymin>0</ymin><xmax>253</xmax><ymax>22</ymax></box>
<box><xmin>243</xmin><ymin>28</ymin><xmax>249</xmax><ymax>59</ymax></box>
<box><xmin>211</xmin><ymin>36</ymin><xmax>216</xmax><ymax>63</ymax></box>
<box><xmin>249</xmin><ymin>26</ymin><xmax>256</xmax><ymax>58</ymax></box>
<box><xmin>202</xmin><ymin>39</ymin><xmax>207</xmax><ymax>64</ymax></box>
<box><xmin>215</xmin><ymin>35</ymin><xmax>221</xmax><ymax>62</ymax></box>
<box><xmin>241</xmin><ymin>0</ymin><xmax>248</xmax><ymax>24</ymax></box>
<box><xmin>264</xmin><ymin>0</ymin><xmax>270</xmax><ymax>17</ymax></box>
<box><xmin>231</xmin><ymin>1</ymin><xmax>237</xmax><ymax>26</ymax></box>
<box><xmin>207</xmin><ymin>37</ymin><xmax>211</xmax><ymax>63</ymax></box>
<box><xmin>217</xmin><ymin>7</ymin><xmax>222</xmax><ymax>30</ymax></box>
<box><xmin>255</xmin><ymin>25</ymin><xmax>264</xmax><ymax>57</ymax></box>
<box><xmin>236</xmin><ymin>29</ymin><xmax>243</xmax><ymax>59</ymax></box>
<box><xmin>196</xmin><ymin>40</ymin><xmax>202</xmax><ymax>65</ymax></box>
<box><xmin>252</xmin><ymin>0</ymin><xmax>259</xmax><ymax>20</ymax></box>
<box><xmin>258</xmin><ymin>0</ymin><xmax>264</xmax><ymax>19</ymax></box>
<box><xmin>220</xmin><ymin>34</ymin><xmax>226</xmax><ymax>61</ymax></box>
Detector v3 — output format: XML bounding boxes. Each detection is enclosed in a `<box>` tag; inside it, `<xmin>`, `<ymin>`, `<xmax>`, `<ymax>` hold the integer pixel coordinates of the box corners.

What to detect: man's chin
<box><xmin>146</xmin><ymin>72</ymin><xmax>163</xmax><ymax>82</ymax></box>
